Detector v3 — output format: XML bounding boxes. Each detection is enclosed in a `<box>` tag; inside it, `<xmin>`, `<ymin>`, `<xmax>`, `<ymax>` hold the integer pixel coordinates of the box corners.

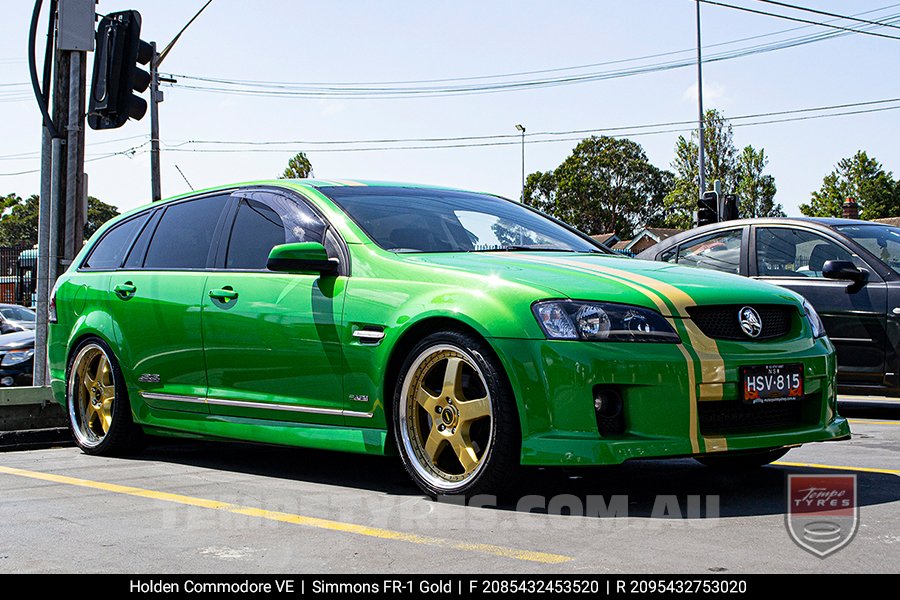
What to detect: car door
<box><xmin>751</xmin><ymin>225</ymin><xmax>888</xmax><ymax>388</ymax></box>
<box><xmin>108</xmin><ymin>192</ymin><xmax>231</xmax><ymax>413</ymax></box>
<box><xmin>201</xmin><ymin>188</ymin><xmax>348</xmax><ymax>425</ymax></box>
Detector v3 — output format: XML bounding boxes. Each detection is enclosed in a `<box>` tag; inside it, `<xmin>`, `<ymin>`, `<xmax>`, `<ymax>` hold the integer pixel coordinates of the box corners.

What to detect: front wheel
<box><xmin>66</xmin><ymin>338</ymin><xmax>143</xmax><ymax>455</ymax></box>
<box><xmin>694</xmin><ymin>447</ymin><xmax>790</xmax><ymax>469</ymax></box>
<box><xmin>393</xmin><ymin>331</ymin><xmax>520</xmax><ymax>497</ymax></box>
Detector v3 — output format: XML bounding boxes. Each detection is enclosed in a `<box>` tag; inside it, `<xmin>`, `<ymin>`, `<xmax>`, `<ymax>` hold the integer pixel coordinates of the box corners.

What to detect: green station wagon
<box><xmin>49</xmin><ymin>180</ymin><xmax>850</xmax><ymax>496</ymax></box>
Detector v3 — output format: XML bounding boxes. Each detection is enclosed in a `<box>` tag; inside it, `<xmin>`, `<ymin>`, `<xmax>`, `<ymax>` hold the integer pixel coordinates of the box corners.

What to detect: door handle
<box><xmin>209</xmin><ymin>288</ymin><xmax>239</xmax><ymax>301</ymax></box>
<box><xmin>113</xmin><ymin>282</ymin><xmax>136</xmax><ymax>298</ymax></box>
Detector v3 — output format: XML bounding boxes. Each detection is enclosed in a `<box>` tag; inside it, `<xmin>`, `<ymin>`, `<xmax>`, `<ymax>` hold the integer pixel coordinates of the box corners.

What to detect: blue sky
<box><xmin>1</xmin><ymin>1</ymin><xmax>899</xmax><ymax>218</ymax></box>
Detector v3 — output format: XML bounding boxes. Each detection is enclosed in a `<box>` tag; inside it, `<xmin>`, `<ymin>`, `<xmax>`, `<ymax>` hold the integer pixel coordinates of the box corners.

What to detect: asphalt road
<box><xmin>1</xmin><ymin>400</ymin><xmax>897</xmax><ymax>574</ymax></box>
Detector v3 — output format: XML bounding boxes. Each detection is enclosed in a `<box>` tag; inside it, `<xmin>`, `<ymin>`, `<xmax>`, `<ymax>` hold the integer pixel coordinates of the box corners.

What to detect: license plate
<box><xmin>742</xmin><ymin>364</ymin><xmax>803</xmax><ymax>403</ymax></box>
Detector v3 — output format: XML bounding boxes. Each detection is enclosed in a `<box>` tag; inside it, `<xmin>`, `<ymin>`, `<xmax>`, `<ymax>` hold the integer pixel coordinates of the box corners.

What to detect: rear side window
<box><xmin>144</xmin><ymin>195</ymin><xmax>228</xmax><ymax>269</ymax></box>
<box><xmin>676</xmin><ymin>229</ymin><xmax>742</xmax><ymax>274</ymax></box>
<box><xmin>225</xmin><ymin>192</ymin><xmax>326</xmax><ymax>270</ymax></box>
<box><xmin>83</xmin><ymin>213</ymin><xmax>150</xmax><ymax>270</ymax></box>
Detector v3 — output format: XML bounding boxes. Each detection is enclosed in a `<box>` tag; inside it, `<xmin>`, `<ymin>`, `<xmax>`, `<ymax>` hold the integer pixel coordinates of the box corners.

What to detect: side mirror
<box><xmin>822</xmin><ymin>260</ymin><xmax>867</xmax><ymax>285</ymax></box>
<box><xmin>267</xmin><ymin>242</ymin><xmax>338</xmax><ymax>275</ymax></box>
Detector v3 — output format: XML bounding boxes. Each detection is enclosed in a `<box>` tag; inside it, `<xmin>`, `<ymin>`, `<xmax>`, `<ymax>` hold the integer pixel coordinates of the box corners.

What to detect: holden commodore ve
<box><xmin>48</xmin><ymin>180</ymin><xmax>849</xmax><ymax>496</ymax></box>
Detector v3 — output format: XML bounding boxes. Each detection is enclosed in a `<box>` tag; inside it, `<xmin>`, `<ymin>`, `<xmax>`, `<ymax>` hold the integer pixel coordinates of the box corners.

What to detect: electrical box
<box><xmin>58</xmin><ymin>0</ymin><xmax>96</xmax><ymax>51</ymax></box>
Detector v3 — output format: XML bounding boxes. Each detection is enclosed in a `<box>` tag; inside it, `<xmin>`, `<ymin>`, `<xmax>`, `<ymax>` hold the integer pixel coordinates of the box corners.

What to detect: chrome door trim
<box><xmin>140</xmin><ymin>392</ymin><xmax>373</xmax><ymax>418</ymax></box>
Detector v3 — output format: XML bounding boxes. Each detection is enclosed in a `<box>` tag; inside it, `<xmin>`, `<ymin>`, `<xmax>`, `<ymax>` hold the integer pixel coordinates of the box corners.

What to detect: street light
<box><xmin>515</xmin><ymin>124</ymin><xmax>526</xmax><ymax>202</ymax></box>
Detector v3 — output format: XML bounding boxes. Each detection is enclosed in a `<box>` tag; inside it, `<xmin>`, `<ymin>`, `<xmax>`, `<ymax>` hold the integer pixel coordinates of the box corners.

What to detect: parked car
<box><xmin>0</xmin><ymin>303</ymin><xmax>35</xmax><ymax>334</ymax></box>
<box><xmin>0</xmin><ymin>328</ymin><xmax>35</xmax><ymax>386</ymax></box>
<box><xmin>638</xmin><ymin>217</ymin><xmax>900</xmax><ymax>397</ymax></box>
<box><xmin>49</xmin><ymin>182</ymin><xmax>848</xmax><ymax>497</ymax></box>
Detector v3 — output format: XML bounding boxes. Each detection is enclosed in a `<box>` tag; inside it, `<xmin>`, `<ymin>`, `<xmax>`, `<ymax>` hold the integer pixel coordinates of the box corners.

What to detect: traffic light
<box><xmin>723</xmin><ymin>193</ymin><xmax>740</xmax><ymax>221</ymax></box>
<box><xmin>698</xmin><ymin>191</ymin><xmax>718</xmax><ymax>227</ymax></box>
<box><xmin>88</xmin><ymin>10</ymin><xmax>153</xmax><ymax>130</ymax></box>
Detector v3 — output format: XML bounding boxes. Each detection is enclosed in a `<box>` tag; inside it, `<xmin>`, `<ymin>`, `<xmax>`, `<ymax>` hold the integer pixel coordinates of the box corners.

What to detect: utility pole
<box><xmin>515</xmin><ymin>124</ymin><xmax>526</xmax><ymax>202</ymax></box>
<box><xmin>149</xmin><ymin>0</ymin><xmax>214</xmax><ymax>200</ymax></box>
<box><xmin>32</xmin><ymin>0</ymin><xmax>92</xmax><ymax>386</ymax></box>
<box><xmin>150</xmin><ymin>42</ymin><xmax>161</xmax><ymax>201</ymax></box>
<box><xmin>695</xmin><ymin>0</ymin><xmax>706</xmax><ymax>198</ymax></box>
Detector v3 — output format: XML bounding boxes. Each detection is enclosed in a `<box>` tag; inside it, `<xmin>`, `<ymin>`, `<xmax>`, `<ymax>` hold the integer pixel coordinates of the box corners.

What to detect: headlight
<box><xmin>802</xmin><ymin>299</ymin><xmax>826</xmax><ymax>339</ymax></box>
<box><xmin>532</xmin><ymin>300</ymin><xmax>680</xmax><ymax>342</ymax></box>
<box><xmin>1</xmin><ymin>349</ymin><xmax>33</xmax><ymax>366</ymax></box>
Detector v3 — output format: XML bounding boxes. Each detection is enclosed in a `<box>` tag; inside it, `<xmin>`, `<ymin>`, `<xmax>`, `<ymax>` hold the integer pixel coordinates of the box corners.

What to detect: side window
<box><xmin>83</xmin><ymin>213</ymin><xmax>150</xmax><ymax>270</ymax></box>
<box><xmin>676</xmin><ymin>229</ymin><xmax>742</xmax><ymax>274</ymax></box>
<box><xmin>144</xmin><ymin>195</ymin><xmax>228</xmax><ymax>269</ymax></box>
<box><xmin>226</xmin><ymin>200</ymin><xmax>286</xmax><ymax>269</ymax></box>
<box><xmin>756</xmin><ymin>228</ymin><xmax>854</xmax><ymax>278</ymax></box>
<box><xmin>225</xmin><ymin>192</ymin><xmax>326</xmax><ymax>270</ymax></box>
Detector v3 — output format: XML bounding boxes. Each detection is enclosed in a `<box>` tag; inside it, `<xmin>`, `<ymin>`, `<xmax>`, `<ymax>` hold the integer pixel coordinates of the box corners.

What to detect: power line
<box><xmin>163</xmin><ymin>3</ymin><xmax>900</xmax><ymax>89</ymax></box>
<box><xmin>158</xmin><ymin>97</ymin><xmax>900</xmax><ymax>149</ymax></box>
<box><xmin>157</xmin><ymin>102</ymin><xmax>900</xmax><ymax>155</ymax></box>
<box><xmin>0</xmin><ymin>143</ymin><xmax>149</xmax><ymax>176</ymax></box>
<box><xmin>699</xmin><ymin>0</ymin><xmax>900</xmax><ymax>40</ymax></box>
<box><xmin>3</xmin><ymin>99</ymin><xmax>897</xmax><ymax>175</ymax></box>
<box><xmin>159</xmin><ymin>4</ymin><xmax>900</xmax><ymax>100</ymax></box>
<box><xmin>752</xmin><ymin>0</ymin><xmax>900</xmax><ymax>31</ymax></box>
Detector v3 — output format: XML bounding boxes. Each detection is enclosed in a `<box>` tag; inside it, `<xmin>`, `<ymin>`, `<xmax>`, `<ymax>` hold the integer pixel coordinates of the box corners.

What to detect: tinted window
<box><xmin>0</xmin><ymin>306</ymin><xmax>35</xmax><ymax>321</ymax></box>
<box><xmin>756</xmin><ymin>228</ymin><xmax>854</xmax><ymax>278</ymax></box>
<box><xmin>226</xmin><ymin>200</ymin><xmax>285</xmax><ymax>269</ymax></box>
<box><xmin>660</xmin><ymin>247</ymin><xmax>676</xmax><ymax>263</ymax></box>
<box><xmin>225</xmin><ymin>193</ymin><xmax>326</xmax><ymax>270</ymax></box>
<box><xmin>83</xmin><ymin>213</ymin><xmax>150</xmax><ymax>269</ymax></box>
<box><xmin>321</xmin><ymin>187</ymin><xmax>602</xmax><ymax>254</ymax></box>
<box><xmin>676</xmin><ymin>229</ymin><xmax>742</xmax><ymax>273</ymax></box>
<box><xmin>834</xmin><ymin>224</ymin><xmax>900</xmax><ymax>274</ymax></box>
<box><xmin>144</xmin><ymin>195</ymin><xmax>227</xmax><ymax>269</ymax></box>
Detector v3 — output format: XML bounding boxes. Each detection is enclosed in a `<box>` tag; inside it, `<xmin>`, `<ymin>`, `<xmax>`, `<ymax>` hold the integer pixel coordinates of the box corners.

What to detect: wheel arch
<box><xmin>381</xmin><ymin>315</ymin><xmax>521</xmax><ymax>449</ymax></box>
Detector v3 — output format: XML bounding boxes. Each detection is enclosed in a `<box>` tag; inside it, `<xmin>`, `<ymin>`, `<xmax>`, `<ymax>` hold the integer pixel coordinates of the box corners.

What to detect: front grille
<box><xmin>698</xmin><ymin>400</ymin><xmax>803</xmax><ymax>434</ymax></box>
<box><xmin>687</xmin><ymin>304</ymin><xmax>795</xmax><ymax>341</ymax></box>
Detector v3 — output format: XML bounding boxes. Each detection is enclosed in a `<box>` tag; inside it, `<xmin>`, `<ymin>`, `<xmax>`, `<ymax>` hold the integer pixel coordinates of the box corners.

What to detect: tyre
<box><xmin>393</xmin><ymin>330</ymin><xmax>520</xmax><ymax>497</ymax></box>
<box><xmin>694</xmin><ymin>447</ymin><xmax>790</xmax><ymax>469</ymax></box>
<box><xmin>66</xmin><ymin>337</ymin><xmax>143</xmax><ymax>455</ymax></box>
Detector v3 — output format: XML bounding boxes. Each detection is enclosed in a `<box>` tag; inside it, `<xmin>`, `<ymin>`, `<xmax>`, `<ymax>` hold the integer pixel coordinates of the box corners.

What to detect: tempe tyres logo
<box><xmin>785</xmin><ymin>474</ymin><xmax>858</xmax><ymax>558</ymax></box>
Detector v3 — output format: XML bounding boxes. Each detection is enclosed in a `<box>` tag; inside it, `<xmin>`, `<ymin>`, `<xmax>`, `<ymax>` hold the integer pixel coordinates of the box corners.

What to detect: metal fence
<box><xmin>0</xmin><ymin>246</ymin><xmax>37</xmax><ymax>307</ymax></box>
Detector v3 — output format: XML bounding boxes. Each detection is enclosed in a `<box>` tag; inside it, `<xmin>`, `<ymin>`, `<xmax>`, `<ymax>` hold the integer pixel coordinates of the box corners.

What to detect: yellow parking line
<box><xmin>774</xmin><ymin>461</ymin><xmax>900</xmax><ymax>475</ymax></box>
<box><xmin>848</xmin><ymin>419</ymin><xmax>900</xmax><ymax>426</ymax></box>
<box><xmin>0</xmin><ymin>465</ymin><xmax>571</xmax><ymax>564</ymax></box>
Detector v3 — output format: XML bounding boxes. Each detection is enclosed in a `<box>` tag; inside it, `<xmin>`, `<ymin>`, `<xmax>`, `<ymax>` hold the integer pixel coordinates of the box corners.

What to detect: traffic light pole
<box><xmin>150</xmin><ymin>42</ymin><xmax>161</xmax><ymax>202</ymax></box>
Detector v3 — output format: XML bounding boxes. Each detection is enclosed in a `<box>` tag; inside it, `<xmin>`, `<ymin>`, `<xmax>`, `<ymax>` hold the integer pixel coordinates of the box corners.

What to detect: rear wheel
<box><xmin>694</xmin><ymin>447</ymin><xmax>790</xmax><ymax>469</ymax></box>
<box><xmin>66</xmin><ymin>338</ymin><xmax>142</xmax><ymax>455</ymax></box>
<box><xmin>393</xmin><ymin>331</ymin><xmax>520</xmax><ymax>497</ymax></box>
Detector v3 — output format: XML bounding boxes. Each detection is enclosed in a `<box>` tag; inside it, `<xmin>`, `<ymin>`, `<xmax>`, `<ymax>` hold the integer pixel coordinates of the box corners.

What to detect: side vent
<box><xmin>352</xmin><ymin>326</ymin><xmax>386</xmax><ymax>346</ymax></box>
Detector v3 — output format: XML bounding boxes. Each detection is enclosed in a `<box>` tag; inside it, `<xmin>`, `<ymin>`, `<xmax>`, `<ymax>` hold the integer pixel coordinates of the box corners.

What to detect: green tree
<box><xmin>279</xmin><ymin>152</ymin><xmax>314</xmax><ymax>179</ymax></box>
<box><xmin>85</xmin><ymin>196</ymin><xmax>120</xmax><ymax>239</ymax></box>
<box><xmin>0</xmin><ymin>194</ymin><xmax>39</xmax><ymax>246</ymax></box>
<box><xmin>522</xmin><ymin>136</ymin><xmax>672</xmax><ymax>238</ymax></box>
<box><xmin>800</xmin><ymin>151</ymin><xmax>899</xmax><ymax>219</ymax></box>
<box><xmin>664</xmin><ymin>108</ymin><xmax>778</xmax><ymax>227</ymax></box>
<box><xmin>736</xmin><ymin>146</ymin><xmax>783</xmax><ymax>218</ymax></box>
<box><xmin>0</xmin><ymin>194</ymin><xmax>119</xmax><ymax>246</ymax></box>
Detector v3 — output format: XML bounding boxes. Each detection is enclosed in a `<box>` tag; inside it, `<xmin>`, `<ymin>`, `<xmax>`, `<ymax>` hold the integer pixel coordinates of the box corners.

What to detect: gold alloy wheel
<box><xmin>68</xmin><ymin>344</ymin><xmax>116</xmax><ymax>447</ymax></box>
<box><xmin>400</xmin><ymin>345</ymin><xmax>493</xmax><ymax>489</ymax></box>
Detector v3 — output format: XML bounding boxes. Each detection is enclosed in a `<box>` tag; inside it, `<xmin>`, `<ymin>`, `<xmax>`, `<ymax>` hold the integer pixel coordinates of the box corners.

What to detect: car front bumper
<box><xmin>490</xmin><ymin>334</ymin><xmax>849</xmax><ymax>466</ymax></box>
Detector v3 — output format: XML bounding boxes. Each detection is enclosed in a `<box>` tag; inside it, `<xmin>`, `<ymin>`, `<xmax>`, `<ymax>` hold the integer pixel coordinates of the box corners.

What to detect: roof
<box><xmin>612</xmin><ymin>240</ymin><xmax>631</xmax><ymax>250</ymax></box>
<box><xmin>641</xmin><ymin>228</ymin><xmax>683</xmax><ymax>240</ymax></box>
<box><xmin>874</xmin><ymin>217</ymin><xmax>900</xmax><ymax>227</ymax></box>
<box><xmin>591</xmin><ymin>232</ymin><xmax>619</xmax><ymax>245</ymax></box>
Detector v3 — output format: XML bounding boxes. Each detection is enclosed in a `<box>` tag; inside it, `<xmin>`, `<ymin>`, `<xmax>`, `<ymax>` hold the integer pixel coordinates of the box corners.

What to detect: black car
<box><xmin>637</xmin><ymin>217</ymin><xmax>900</xmax><ymax>397</ymax></box>
<box><xmin>0</xmin><ymin>329</ymin><xmax>35</xmax><ymax>387</ymax></box>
